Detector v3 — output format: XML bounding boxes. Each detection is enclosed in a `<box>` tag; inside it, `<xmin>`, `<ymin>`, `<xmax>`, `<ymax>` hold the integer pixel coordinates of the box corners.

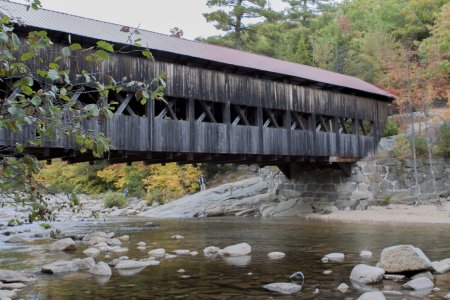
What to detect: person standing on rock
<box><xmin>124</xmin><ymin>187</ymin><xmax>129</xmax><ymax>197</ymax></box>
<box><xmin>199</xmin><ymin>174</ymin><xmax>207</xmax><ymax>191</ymax></box>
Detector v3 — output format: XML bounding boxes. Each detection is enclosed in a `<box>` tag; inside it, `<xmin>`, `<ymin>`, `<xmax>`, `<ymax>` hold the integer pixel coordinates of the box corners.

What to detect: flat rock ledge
<box><xmin>0</xmin><ymin>269</ymin><xmax>36</xmax><ymax>283</ymax></box>
<box><xmin>263</xmin><ymin>283</ymin><xmax>302</xmax><ymax>295</ymax></box>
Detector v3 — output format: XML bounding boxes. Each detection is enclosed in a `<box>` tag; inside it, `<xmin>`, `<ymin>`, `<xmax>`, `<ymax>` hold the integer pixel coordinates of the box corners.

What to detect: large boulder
<box><xmin>41</xmin><ymin>259</ymin><xmax>82</xmax><ymax>274</ymax></box>
<box><xmin>263</xmin><ymin>282</ymin><xmax>302</xmax><ymax>294</ymax></box>
<box><xmin>377</xmin><ymin>245</ymin><xmax>431</xmax><ymax>273</ymax></box>
<box><xmin>357</xmin><ymin>291</ymin><xmax>386</xmax><ymax>300</ymax></box>
<box><xmin>89</xmin><ymin>262</ymin><xmax>112</xmax><ymax>276</ymax></box>
<box><xmin>219</xmin><ymin>243</ymin><xmax>251</xmax><ymax>257</ymax></box>
<box><xmin>350</xmin><ymin>264</ymin><xmax>385</xmax><ymax>284</ymax></box>
<box><xmin>0</xmin><ymin>269</ymin><xmax>36</xmax><ymax>283</ymax></box>
<box><xmin>402</xmin><ymin>277</ymin><xmax>434</xmax><ymax>291</ymax></box>
<box><xmin>49</xmin><ymin>238</ymin><xmax>76</xmax><ymax>251</ymax></box>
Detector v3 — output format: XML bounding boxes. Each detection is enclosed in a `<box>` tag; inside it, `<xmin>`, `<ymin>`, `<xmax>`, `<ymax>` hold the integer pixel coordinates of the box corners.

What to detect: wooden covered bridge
<box><xmin>0</xmin><ymin>2</ymin><xmax>393</xmax><ymax>174</ymax></box>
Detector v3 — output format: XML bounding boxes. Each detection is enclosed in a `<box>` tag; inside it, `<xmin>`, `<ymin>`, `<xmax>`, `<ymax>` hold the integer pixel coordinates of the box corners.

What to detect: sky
<box><xmin>11</xmin><ymin>0</ymin><xmax>288</xmax><ymax>40</ymax></box>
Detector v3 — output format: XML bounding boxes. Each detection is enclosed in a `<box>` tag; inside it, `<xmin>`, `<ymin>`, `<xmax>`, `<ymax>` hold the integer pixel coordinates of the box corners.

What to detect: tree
<box><xmin>282</xmin><ymin>0</ymin><xmax>332</xmax><ymax>26</ymax></box>
<box><xmin>203</xmin><ymin>0</ymin><xmax>274</xmax><ymax>49</ymax></box>
<box><xmin>0</xmin><ymin>4</ymin><xmax>165</xmax><ymax>222</ymax></box>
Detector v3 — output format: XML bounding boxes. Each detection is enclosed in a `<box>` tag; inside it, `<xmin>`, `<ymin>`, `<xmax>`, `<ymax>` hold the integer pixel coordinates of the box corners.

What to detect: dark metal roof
<box><xmin>1</xmin><ymin>1</ymin><xmax>393</xmax><ymax>99</ymax></box>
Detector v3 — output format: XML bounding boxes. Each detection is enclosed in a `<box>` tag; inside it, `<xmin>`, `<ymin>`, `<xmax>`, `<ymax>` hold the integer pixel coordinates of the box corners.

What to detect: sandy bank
<box><xmin>305</xmin><ymin>204</ymin><xmax>450</xmax><ymax>224</ymax></box>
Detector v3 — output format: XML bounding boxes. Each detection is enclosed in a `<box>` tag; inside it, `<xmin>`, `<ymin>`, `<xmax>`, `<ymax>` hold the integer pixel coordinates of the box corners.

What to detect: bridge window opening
<box><xmin>155</xmin><ymin>97</ymin><xmax>187</xmax><ymax>120</ymax></box>
<box><xmin>194</xmin><ymin>100</ymin><xmax>223</xmax><ymax>123</ymax></box>
<box><xmin>263</xmin><ymin>108</ymin><xmax>284</xmax><ymax>128</ymax></box>
<box><xmin>290</xmin><ymin>112</ymin><xmax>310</xmax><ymax>131</ymax></box>
<box><xmin>358</xmin><ymin>120</ymin><xmax>373</xmax><ymax>136</ymax></box>
<box><xmin>338</xmin><ymin>117</ymin><xmax>353</xmax><ymax>134</ymax></box>
<box><xmin>315</xmin><ymin>115</ymin><xmax>334</xmax><ymax>132</ymax></box>
<box><xmin>230</xmin><ymin>104</ymin><xmax>257</xmax><ymax>126</ymax></box>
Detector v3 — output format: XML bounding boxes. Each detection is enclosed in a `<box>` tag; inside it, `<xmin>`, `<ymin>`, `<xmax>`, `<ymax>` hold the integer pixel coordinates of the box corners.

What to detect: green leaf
<box><xmin>69</xmin><ymin>43</ymin><xmax>82</xmax><ymax>51</ymax></box>
<box><xmin>49</xmin><ymin>62</ymin><xmax>59</xmax><ymax>70</ymax></box>
<box><xmin>20</xmin><ymin>51</ymin><xmax>35</xmax><ymax>62</ymax></box>
<box><xmin>61</xmin><ymin>47</ymin><xmax>71</xmax><ymax>57</ymax></box>
<box><xmin>84</xmin><ymin>104</ymin><xmax>99</xmax><ymax>117</ymax></box>
<box><xmin>0</xmin><ymin>32</ymin><xmax>8</xmax><ymax>44</ymax></box>
<box><xmin>142</xmin><ymin>50</ymin><xmax>154</xmax><ymax>60</ymax></box>
<box><xmin>95</xmin><ymin>49</ymin><xmax>109</xmax><ymax>61</ymax></box>
<box><xmin>96</xmin><ymin>41</ymin><xmax>114</xmax><ymax>52</ymax></box>
<box><xmin>15</xmin><ymin>143</ymin><xmax>24</xmax><ymax>153</ymax></box>
<box><xmin>31</xmin><ymin>96</ymin><xmax>41</xmax><ymax>106</ymax></box>
<box><xmin>47</xmin><ymin>69</ymin><xmax>59</xmax><ymax>81</ymax></box>
<box><xmin>11</xmin><ymin>33</ymin><xmax>20</xmax><ymax>49</ymax></box>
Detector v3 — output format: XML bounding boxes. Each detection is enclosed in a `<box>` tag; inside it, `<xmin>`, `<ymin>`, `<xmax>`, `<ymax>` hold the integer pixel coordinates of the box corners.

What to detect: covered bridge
<box><xmin>0</xmin><ymin>1</ymin><xmax>394</xmax><ymax>174</ymax></box>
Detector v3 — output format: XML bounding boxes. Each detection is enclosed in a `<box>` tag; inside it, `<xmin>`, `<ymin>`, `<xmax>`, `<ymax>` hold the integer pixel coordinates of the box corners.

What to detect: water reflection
<box><xmin>0</xmin><ymin>217</ymin><xmax>448</xmax><ymax>299</ymax></box>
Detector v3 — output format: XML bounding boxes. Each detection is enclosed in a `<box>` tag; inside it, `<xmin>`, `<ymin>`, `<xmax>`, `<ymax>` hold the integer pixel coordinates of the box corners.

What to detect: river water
<box><xmin>1</xmin><ymin>217</ymin><xmax>450</xmax><ymax>299</ymax></box>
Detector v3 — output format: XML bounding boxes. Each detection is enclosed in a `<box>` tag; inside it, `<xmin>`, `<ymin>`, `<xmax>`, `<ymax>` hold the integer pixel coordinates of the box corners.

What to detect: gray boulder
<box><xmin>411</xmin><ymin>271</ymin><xmax>434</xmax><ymax>281</ymax></box>
<box><xmin>0</xmin><ymin>290</ymin><xmax>16</xmax><ymax>299</ymax></box>
<box><xmin>0</xmin><ymin>269</ymin><xmax>36</xmax><ymax>283</ymax></box>
<box><xmin>263</xmin><ymin>282</ymin><xmax>302</xmax><ymax>294</ymax></box>
<box><xmin>89</xmin><ymin>262</ymin><xmax>112</xmax><ymax>276</ymax></box>
<box><xmin>350</xmin><ymin>264</ymin><xmax>385</xmax><ymax>284</ymax></box>
<box><xmin>219</xmin><ymin>243</ymin><xmax>251</xmax><ymax>256</ymax></box>
<box><xmin>357</xmin><ymin>291</ymin><xmax>386</xmax><ymax>300</ymax></box>
<box><xmin>431</xmin><ymin>258</ymin><xmax>450</xmax><ymax>274</ymax></box>
<box><xmin>83</xmin><ymin>248</ymin><xmax>100</xmax><ymax>256</ymax></box>
<box><xmin>49</xmin><ymin>238</ymin><xmax>76</xmax><ymax>251</ymax></box>
<box><xmin>203</xmin><ymin>246</ymin><xmax>220</xmax><ymax>256</ymax></box>
<box><xmin>402</xmin><ymin>277</ymin><xmax>434</xmax><ymax>291</ymax></box>
<box><xmin>115</xmin><ymin>260</ymin><xmax>149</xmax><ymax>269</ymax></box>
<box><xmin>41</xmin><ymin>259</ymin><xmax>82</xmax><ymax>274</ymax></box>
<box><xmin>322</xmin><ymin>252</ymin><xmax>345</xmax><ymax>262</ymax></box>
<box><xmin>5</xmin><ymin>236</ymin><xmax>26</xmax><ymax>243</ymax></box>
<box><xmin>377</xmin><ymin>245</ymin><xmax>431</xmax><ymax>273</ymax></box>
<box><xmin>148</xmin><ymin>248</ymin><xmax>165</xmax><ymax>258</ymax></box>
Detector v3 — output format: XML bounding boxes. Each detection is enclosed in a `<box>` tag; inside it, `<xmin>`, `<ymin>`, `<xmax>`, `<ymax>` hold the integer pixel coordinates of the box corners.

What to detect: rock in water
<box><xmin>49</xmin><ymin>238</ymin><xmax>76</xmax><ymax>251</ymax></box>
<box><xmin>263</xmin><ymin>283</ymin><xmax>302</xmax><ymax>295</ymax></box>
<box><xmin>350</xmin><ymin>264</ymin><xmax>385</xmax><ymax>284</ymax></box>
<box><xmin>359</xmin><ymin>250</ymin><xmax>373</xmax><ymax>258</ymax></box>
<box><xmin>267</xmin><ymin>252</ymin><xmax>285</xmax><ymax>260</ymax></box>
<box><xmin>115</xmin><ymin>260</ymin><xmax>150</xmax><ymax>269</ymax></box>
<box><xmin>219</xmin><ymin>243</ymin><xmax>251</xmax><ymax>256</ymax></box>
<box><xmin>337</xmin><ymin>283</ymin><xmax>349</xmax><ymax>293</ymax></box>
<box><xmin>357</xmin><ymin>291</ymin><xmax>386</xmax><ymax>300</ymax></box>
<box><xmin>89</xmin><ymin>262</ymin><xmax>112</xmax><ymax>276</ymax></box>
<box><xmin>171</xmin><ymin>235</ymin><xmax>184</xmax><ymax>240</ymax></box>
<box><xmin>322</xmin><ymin>252</ymin><xmax>345</xmax><ymax>262</ymax></box>
<box><xmin>377</xmin><ymin>245</ymin><xmax>431</xmax><ymax>273</ymax></box>
<box><xmin>173</xmin><ymin>249</ymin><xmax>190</xmax><ymax>255</ymax></box>
<box><xmin>203</xmin><ymin>246</ymin><xmax>220</xmax><ymax>256</ymax></box>
<box><xmin>402</xmin><ymin>277</ymin><xmax>434</xmax><ymax>291</ymax></box>
<box><xmin>431</xmin><ymin>258</ymin><xmax>450</xmax><ymax>274</ymax></box>
<box><xmin>5</xmin><ymin>236</ymin><xmax>26</xmax><ymax>243</ymax></box>
<box><xmin>148</xmin><ymin>248</ymin><xmax>165</xmax><ymax>258</ymax></box>
<box><xmin>83</xmin><ymin>248</ymin><xmax>100</xmax><ymax>256</ymax></box>
<box><xmin>0</xmin><ymin>290</ymin><xmax>16</xmax><ymax>299</ymax></box>
<box><xmin>289</xmin><ymin>272</ymin><xmax>304</xmax><ymax>285</ymax></box>
<box><xmin>0</xmin><ymin>269</ymin><xmax>36</xmax><ymax>283</ymax></box>
<box><xmin>41</xmin><ymin>259</ymin><xmax>82</xmax><ymax>274</ymax></box>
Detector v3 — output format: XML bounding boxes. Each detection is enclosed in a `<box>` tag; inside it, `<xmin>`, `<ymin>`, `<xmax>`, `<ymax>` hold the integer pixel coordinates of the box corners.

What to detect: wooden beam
<box><xmin>199</xmin><ymin>101</ymin><xmax>217</xmax><ymax>123</ymax></box>
<box><xmin>264</xmin><ymin>108</ymin><xmax>280</xmax><ymax>128</ymax></box>
<box><xmin>115</xmin><ymin>93</ymin><xmax>134</xmax><ymax>116</ymax></box>
<box><xmin>233</xmin><ymin>105</ymin><xmax>250</xmax><ymax>125</ymax></box>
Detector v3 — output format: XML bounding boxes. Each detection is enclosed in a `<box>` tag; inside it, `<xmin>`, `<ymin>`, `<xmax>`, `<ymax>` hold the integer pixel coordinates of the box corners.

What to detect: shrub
<box><xmin>435</xmin><ymin>123</ymin><xmax>450</xmax><ymax>157</ymax></box>
<box><xmin>383</xmin><ymin>117</ymin><xmax>400</xmax><ymax>137</ymax></box>
<box><xmin>413</xmin><ymin>135</ymin><xmax>428</xmax><ymax>156</ymax></box>
<box><xmin>381</xmin><ymin>195</ymin><xmax>392</xmax><ymax>206</ymax></box>
<box><xmin>392</xmin><ymin>135</ymin><xmax>411</xmax><ymax>158</ymax></box>
<box><xmin>103</xmin><ymin>191</ymin><xmax>128</xmax><ymax>208</ymax></box>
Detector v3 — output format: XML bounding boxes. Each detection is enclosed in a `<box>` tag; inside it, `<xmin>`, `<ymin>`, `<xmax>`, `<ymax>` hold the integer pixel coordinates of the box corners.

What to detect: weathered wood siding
<box><xmin>1</xmin><ymin>41</ymin><xmax>391</xmax><ymax>161</ymax></box>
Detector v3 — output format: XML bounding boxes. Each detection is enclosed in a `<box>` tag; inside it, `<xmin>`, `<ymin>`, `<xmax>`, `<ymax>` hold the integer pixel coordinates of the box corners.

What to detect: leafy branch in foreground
<box><xmin>0</xmin><ymin>13</ymin><xmax>166</xmax><ymax>222</ymax></box>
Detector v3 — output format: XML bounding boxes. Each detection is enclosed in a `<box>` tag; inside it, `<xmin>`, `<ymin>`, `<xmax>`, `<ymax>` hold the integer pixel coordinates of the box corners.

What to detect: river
<box><xmin>1</xmin><ymin>217</ymin><xmax>450</xmax><ymax>299</ymax></box>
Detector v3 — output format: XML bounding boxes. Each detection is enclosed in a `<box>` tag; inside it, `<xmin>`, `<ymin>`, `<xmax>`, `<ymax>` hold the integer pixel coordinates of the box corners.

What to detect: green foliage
<box><xmin>414</xmin><ymin>135</ymin><xmax>428</xmax><ymax>156</ymax></box>
<box><xmin>381</xmin><ymin>195</ymin><xmax>392</xmax><ymax>206</ymax></box>
<box><xmin>383</xmin><ymin>117</ymin><xmax>400</xmax><ymax>137</ymax></box>
<box><xmin>435</xmin><ymin>123</ymin><xmax>450</xmax><ymax>157</ymax></box>
<box><xmin>392</xmin><ymin>135</ymin><xmax>412</xmax><ymax>158</ymax></box>
<box><xmin>0</xmin><ymin>9</ymin><xmax>164</xmax><ymax>220</ymax></box>
<box><xmin>103</xmin><ymin>191</ymin><xmax>128</xmax><ymax>208</ymax></box>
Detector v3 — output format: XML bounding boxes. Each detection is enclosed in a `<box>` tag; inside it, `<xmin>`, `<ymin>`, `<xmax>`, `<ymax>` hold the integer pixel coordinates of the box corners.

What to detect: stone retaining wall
<box><xmin>277</xmin><ymin>157</ymin><xmax>450</xmax><ymax>213</ymax></box>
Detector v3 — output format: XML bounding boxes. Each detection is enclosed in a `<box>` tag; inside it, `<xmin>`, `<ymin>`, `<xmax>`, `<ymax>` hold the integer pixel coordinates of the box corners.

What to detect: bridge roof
<box><xmin>1</xmin><ymin>1</ymin><xmax>393</xmax><ymax>100</ymax></box>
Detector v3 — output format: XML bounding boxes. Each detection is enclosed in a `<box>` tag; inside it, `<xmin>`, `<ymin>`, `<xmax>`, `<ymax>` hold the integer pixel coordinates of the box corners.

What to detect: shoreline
<box><xmin>304</xmin><ymin>204</ymin><xmax>450</xmax><ymax>224</ymax></box>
